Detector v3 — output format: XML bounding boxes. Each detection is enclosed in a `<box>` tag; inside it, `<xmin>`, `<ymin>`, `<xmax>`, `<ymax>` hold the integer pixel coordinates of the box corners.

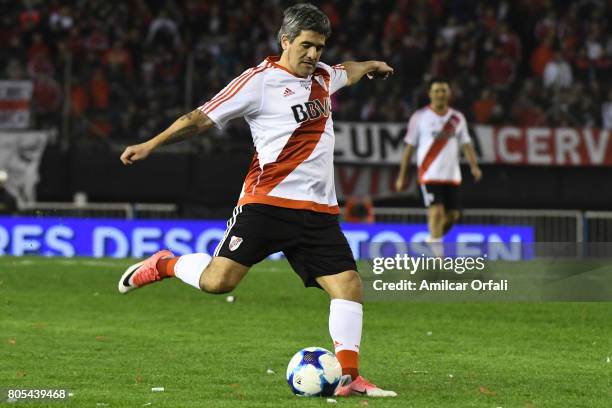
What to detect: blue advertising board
<box><xmin>0</xmin><ymin>217</ymin><xmax>534</xmax><ymax>260</ymax></box>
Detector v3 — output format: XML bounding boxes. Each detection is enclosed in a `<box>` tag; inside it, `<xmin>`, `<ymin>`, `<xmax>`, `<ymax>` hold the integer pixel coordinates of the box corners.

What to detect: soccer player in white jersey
<box><xmin>117</xmin><ymin>3</ymin><xmax>396</xmax><ymax>398</ymax></box>
<box><xmin>395</xmin><ymin>77</ymin><xmax>482</xmax><ymax>244</ymax></box>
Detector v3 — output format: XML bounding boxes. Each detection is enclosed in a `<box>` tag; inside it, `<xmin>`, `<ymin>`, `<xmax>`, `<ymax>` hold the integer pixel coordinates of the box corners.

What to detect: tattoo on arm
<box><xmin>166</xmin><ymin>125</ymin><xmax>199</xmax><ymax>143</ymax></box>
<box><xmin>180</xmin><ymin>112</ymin><xmax>194</xmax><ymax>121</ymax></box>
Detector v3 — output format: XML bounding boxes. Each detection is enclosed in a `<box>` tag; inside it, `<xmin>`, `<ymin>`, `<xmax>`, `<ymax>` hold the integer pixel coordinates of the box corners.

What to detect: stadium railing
<box><xmin>14</xmin><ymin>203</ymin><xmax>604</xmax><ymax>242</ymax></box>
<box><xmin>373</xmin><ymin>208</ymin><xmax>584</xmax><ymax>242</ymax></box>
<box><xmin>584</xmin><ymin>211</ymin><xmax>612</xmax><ymax>242</ymax></box>
<box><xmin>18</xmin><ymin>202</ymin><xmax>178</xmax><ymax>219</ymax></box>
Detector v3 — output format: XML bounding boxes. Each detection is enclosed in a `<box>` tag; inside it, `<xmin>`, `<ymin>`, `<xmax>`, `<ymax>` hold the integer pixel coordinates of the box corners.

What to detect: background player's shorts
<box><xmin>420</xmin><ymin>184</ymin><xmax>461</xmax><ymax>210</ymax></box>
<box><xmin>214</xmin><ymin>204</ymin><xmax>357</xmax><ymax>288</ymax></box>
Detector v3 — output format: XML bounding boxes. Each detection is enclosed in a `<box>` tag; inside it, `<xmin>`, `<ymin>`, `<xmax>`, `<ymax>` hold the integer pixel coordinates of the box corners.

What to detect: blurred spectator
<box><xmin>70</xmin><ymin>77</ymin><xmax>89</xmax><ymax>116</ymax></box>
<box><xmin>544</xmin><ymin>89</ymin><xmax>579</xmax><ymax>127</ymax></box>
<box><xmin>27</xmin><ymin>32</ymin><xmax>50</xmax><ymax>63</ymax></box>
<box><xmin>530</xmin><ymin>37</ymin><xmax>554</xmax><ymax>77</ymax></box>
<box><xmin>146</xmin><ymin>10</ymin><xmax>182</xmax><ymax>49</ymax></box>
<box><xmin>360</xmin><ymin>97</ymin><xmax>378</xmax><ymax>122</ymax></box>
<box><xmin>585</xmin><ymin>24</ymin><xmax>604</xmax><ymax>62</ymax></box>
<box><xmin>88</xmin><ymin>67</ymin><xmax>110</xmax><ymax>110</ymax></box>
<box><xmin>510</xmin><ymin>89</ymin><xmax>546</xmax><ymax>127</ymax></box>
<box><xmin>5</xmin><ymin>59</ymin><xmax>27</xmax><ymax>80</ymax></box>
<box><xmin>49</xmin><ymin>6</ymin><xmax>74</xmax><ymax>33</ymax></box>
<box><xmin>484</xmin><ymin>45</ymin><xmax>516</xmax><ymax>91</ymax></box>
<box><xmin>495</xmin><ymin>22</ymin><xmax>521</xmax><ymax>62</ymax></box>
<box><xmin>472</xmin><ymin>88</ymin><xmax>501</xmax><ymax>124</ymax></box>
<box><xmin>384</xmin><ymin>10</ymin><xmax>408</xmax><ymax>42</ymax></box>
<box><xmin>534</xmin><ymin>10</ymin><xmax>556</xmax><ymax>42</ymax></box>
<box><xmin>543</xmin><ymin>50</ymin><xmax>573</xmax><ymax>90</ymax></box>
<box><xmin>32</xmin><ymin>74</ymin><xmax>62</xmax><ymax>127</ymax></box>
<box><xmin>430</xmin><ymin>40</ymin><xmax>452</xmax><ymax>77</ymax></box>
<box><xmin>104</xmin><ymin>39</ymin><xmax>134</xmax><ymax>77</ymax></box>
<box><xmin>576</xmin><ymin>96</ymin><xmax>599</xmax><ymax>128</ymax></box>
<box><xmin>1</xmin><ymin>0</ymin><xmax>610</xmax><ymax>143</ymax></box>
<box><xmin>89</xmin><ymin>112</ymin><xmax>112</xmax><ymax>139</ymax></box>
<box><xmin>440</xmin><ymin>16</ymin><xmax>461</xmax><ymax>45</ymax></box>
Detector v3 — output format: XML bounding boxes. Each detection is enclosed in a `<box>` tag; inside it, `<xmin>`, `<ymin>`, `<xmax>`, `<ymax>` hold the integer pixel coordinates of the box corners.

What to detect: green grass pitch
<box><xmin>1</xmin><ymin>257</ymin><xmax>611</xmax><ymax>407</ymax></box>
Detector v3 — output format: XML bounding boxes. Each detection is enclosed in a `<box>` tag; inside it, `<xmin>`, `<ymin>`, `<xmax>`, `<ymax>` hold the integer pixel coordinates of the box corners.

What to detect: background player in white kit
<box><xmin>117</xmin><ymin>3</ymin><xmax>395</xmax><ymax>398</ymax></box>
<box><xmin>395</xmin><ymin>77</ymin><xmax>482</xmax><ymax>244</ymax></box>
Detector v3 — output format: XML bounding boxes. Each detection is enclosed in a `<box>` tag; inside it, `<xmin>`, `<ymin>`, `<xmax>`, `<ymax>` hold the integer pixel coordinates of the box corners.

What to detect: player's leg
<box><xmin>316</xmin><ymin>270</ymin><xmax>362</xmax><ymax>380</ymax></box>
<box><xmin>199</xmin><ymin>256</ymin><xmax>249</xmax><ymax>293</ymax></box>
<box><xmin>159</xmin><ymin>254</ymin><xmax>251</xmax><ymax>293</ymax></box>
<box><xmin>118</xmin><ymin>250</ymin><xmax>250</xmax><ymax>294</ymax></box>
<box><xmin>441</xmin><ymin>185</ymin><xmax>461</xmax><ymax>236</ymax></box>
<box><xmin>442</xmin><ymin>209</ymin><xmax>460</xmax><ymax>235</ymax></box>
<box><xmin>420</xmin><ymin>184</ymin><xmax>445</xmax><ymax>240</ymax></box>
<box><xmin>286</xmin><ymin>212</ymin><xmax>396</xmax><ymax>397</ymax></box>
<box><xmin>316</xmin><ymin>270</ymin><xmax>362</xmax><ymax>302</ymax></box>
<box><xmin>315</xmin><ymin>271</ymin><xmax>395</xmax><ymax>397</ymax></box>
<box><xmin>119</xmin><ymin>204</ymin><xmax>282</xmax><ymax>294</ymax></box>
<box><xmin>427</xmin><ymin>204</ymin><xmax>445</xmax><ymax>240</ymax></box>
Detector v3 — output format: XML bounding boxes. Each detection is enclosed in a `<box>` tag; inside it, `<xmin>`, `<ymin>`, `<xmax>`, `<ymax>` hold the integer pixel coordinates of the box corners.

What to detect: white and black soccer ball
<box><xmin>286</xmin><ymin>347</ymin><xmax>342</xmax><ymax>396</ymax></box>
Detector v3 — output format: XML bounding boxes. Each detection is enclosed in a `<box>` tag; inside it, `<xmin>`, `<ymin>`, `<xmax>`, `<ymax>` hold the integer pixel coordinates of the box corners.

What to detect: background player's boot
<box><xmin>334</xmin><ymin>375</ymin><xmax>397</xmax><ymax>397</ymax></box>
<box><xmin>118</xmin><ymin>250</ymin><xmax>174</xmax><ymax>294</ymax></box>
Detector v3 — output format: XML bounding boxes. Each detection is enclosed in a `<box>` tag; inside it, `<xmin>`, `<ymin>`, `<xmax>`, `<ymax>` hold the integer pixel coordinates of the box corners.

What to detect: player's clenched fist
<box><xmin>366</xmin><ymin>61</ymin><xmax>394</xmax><ymax>80</ymax></box>
<box><xmin>120</xmin><ymin>142</ymin><xmax>154</xmax><ymax>165</ymax></box>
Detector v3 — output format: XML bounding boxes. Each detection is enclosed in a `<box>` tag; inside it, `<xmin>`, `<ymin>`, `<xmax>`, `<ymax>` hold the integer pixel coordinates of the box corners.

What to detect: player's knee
<box><xmin>329</xmin><ymin>271</ymin><xmax>362</xmax><ymax>302</ymax></box>
<box><xmin>201</xmin><ymin>277</ymin><xmax>236</xmax><ymax>294</ymax></box>
<box><xmin>429</xmin><ymin>205</ymin><xmax>444</xmax><ymax>219</ymax></box>
<box><xmin>344</xmin><ymin>271</ymin><xmax>362</xmax><ymax>291</ymax></box>
<box><xmin>200</xmin><ymin>268</ymin><xmax>238</xmax><ymax>294</ymax></box>
<box><xmin>447</xmin><ymin>211</ymin><xmax>460</xmax><ymax>223</ymax></box>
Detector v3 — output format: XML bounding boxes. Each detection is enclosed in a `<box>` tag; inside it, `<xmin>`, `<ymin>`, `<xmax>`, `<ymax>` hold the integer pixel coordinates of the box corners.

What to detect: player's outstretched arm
<box><xmin>120</xmin><ymin>109</ymin><xmax>214</xmax><ymax>165</ymax></box>
<box><xmin>462</xmin><ymin>143</ymin><xmax>482</xmax><ymax>182</ymax></box>
<box><xmin>395</xmin><ymin>144</ymin><xmax>415</xmax><ymax>192</ymax></box>
<box><xmin>342</xmin><ymin>61</ymin><xmax>394</xmax><ymax>86</ymax></box>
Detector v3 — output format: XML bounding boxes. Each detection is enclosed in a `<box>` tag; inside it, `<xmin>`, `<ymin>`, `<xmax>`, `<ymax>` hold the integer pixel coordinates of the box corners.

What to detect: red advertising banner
<box><xmin>476</xmin><ymin>126</ymin><xmax>612</xmax><ymax>166</ymax></box>
<box><xmin>333</xmin><ymin>122</ymin><xmax>612</xmax><ymax>166</ymax></box>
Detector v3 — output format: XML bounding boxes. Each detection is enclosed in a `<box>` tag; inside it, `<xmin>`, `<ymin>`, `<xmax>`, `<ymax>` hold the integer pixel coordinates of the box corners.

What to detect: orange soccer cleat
<box><xmin>334</xmin><ymin>375</ymin><xmax>397</xmax><ymax>398</ymax></box>
<box><xmin>118</xmin><ymin>249</ymin><xmax>174</xmax><ymax>294</ymax></box>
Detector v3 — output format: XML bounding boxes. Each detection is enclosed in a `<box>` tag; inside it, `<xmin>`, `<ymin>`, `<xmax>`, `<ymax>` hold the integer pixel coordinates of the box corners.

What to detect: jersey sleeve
<box><xmin>197</xmin><ymin>67</ymin><xmax>265</xmax><ymax>129</ymax></box>
<box><xmin>457</xmin><ymin>112</ymin><xmax>472</xmax><ymax>144</ymax></box>
<box><xmin>404</xmin><ymin>110</ymin><xmax>421</xmax><ymax>146</ymax></box>
<box><xmin>329</xmin><ymin>64</ymin><xmax>348</xmax><ymax>95</ymax></box>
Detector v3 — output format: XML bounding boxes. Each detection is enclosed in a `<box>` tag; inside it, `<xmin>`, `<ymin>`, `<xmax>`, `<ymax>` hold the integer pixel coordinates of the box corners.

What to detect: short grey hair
<box><xmin>277</xmin><ymin>3</ymin><xmax>331</xmax><ymax>46</ymax></box>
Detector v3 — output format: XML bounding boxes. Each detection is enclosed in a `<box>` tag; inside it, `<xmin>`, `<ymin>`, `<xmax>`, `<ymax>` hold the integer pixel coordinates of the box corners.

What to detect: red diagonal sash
<box><xmin>418</xmin><ymin>113</ymin><xmax>460</xmax><ymax>182</ymax></box>
<box><xmin>249</xmin><ymin>68</ymin><xmax>330</xmax><ymax>196</ymax></box>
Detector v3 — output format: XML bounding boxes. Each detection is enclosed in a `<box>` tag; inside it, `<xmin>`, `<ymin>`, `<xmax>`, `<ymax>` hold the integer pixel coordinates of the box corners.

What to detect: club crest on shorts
<box><xmin>229</xmin><ymin>236</ymin><xmax>243</xmax><ymax>251</ymax></box>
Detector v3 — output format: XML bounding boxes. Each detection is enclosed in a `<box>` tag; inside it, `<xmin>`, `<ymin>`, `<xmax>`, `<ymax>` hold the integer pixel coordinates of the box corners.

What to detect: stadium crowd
<box><xmin>2</xmin><ymin>0</ymin><xmax>611</xmax><ymax>145</ymax></box>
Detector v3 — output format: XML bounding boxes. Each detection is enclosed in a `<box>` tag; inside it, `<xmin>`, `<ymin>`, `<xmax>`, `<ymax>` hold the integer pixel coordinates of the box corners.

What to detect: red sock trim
<box><xmin>157</xmin><ymin>257</ymin><xmax>178</xmax><ymax>278</ymax></box>
<box><xmin>336</xmin><ymin>350</ymin><xmax>359</xmax><ymax>379</ymax></box>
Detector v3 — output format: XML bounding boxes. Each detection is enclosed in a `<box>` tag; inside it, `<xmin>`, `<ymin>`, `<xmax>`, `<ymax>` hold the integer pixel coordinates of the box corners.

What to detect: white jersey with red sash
<box><xmin>403</xmin><ymin>106</ymin><xmax>471</xmax><ymax>185</ymax></box>
<box><xmin>198</xmin><ymin>56</ymin><xmax>348</xmax><ymax>214</ymax></box>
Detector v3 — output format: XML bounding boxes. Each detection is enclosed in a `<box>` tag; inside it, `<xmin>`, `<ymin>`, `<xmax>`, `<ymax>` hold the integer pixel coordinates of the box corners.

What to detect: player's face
<box><xmin>428</xmin><ymin>83</ymin><xmax>451</xmax><ymax>108</ymax></box>
<box><xmin>282</xmin><ymin>30</ymin><xmax>326</xmax><ymax>77</ymax></box>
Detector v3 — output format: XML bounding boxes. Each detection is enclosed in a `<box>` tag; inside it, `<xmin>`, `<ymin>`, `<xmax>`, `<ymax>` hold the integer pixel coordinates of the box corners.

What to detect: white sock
<box><xmin>329</xmin><ymin>299</ymin><xmax>363</xmax><ymax>353</ymax></box>
<box><xmin>174</xmin><ymin>253</ymin><xmax>211</xmax><ymax>290</ymax></box>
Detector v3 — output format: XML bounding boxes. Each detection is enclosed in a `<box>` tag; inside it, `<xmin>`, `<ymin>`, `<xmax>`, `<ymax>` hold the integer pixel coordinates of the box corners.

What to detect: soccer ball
<box><xmin>286</xmin><ymin>347</ymin><xmax>342</xmax><ymax>396</ymax></box>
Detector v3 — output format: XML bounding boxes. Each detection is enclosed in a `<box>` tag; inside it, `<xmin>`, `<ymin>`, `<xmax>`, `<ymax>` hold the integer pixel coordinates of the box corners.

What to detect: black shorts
<box><xmin>214</xmin><ymin>204</ymin><xmax>357</xmax><ymax>288</ymax></box>
<box><xmin>420</xmin><ymin>183</ymin><xmax>461</xmax><ymax>210</ymax></box>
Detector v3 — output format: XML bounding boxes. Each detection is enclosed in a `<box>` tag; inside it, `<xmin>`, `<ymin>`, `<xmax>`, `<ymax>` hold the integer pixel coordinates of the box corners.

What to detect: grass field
<box><xmin>1</xmin><ymin>256</ymin><xmax>611</xmax><ymax>407</ymax></box>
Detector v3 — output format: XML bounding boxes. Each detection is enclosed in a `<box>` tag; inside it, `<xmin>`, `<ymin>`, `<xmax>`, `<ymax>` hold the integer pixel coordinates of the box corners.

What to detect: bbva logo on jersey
<box><xmin>291</xmin><ymin>98</ymin><xmax>331</xmax><ymax>123</ymax></box>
